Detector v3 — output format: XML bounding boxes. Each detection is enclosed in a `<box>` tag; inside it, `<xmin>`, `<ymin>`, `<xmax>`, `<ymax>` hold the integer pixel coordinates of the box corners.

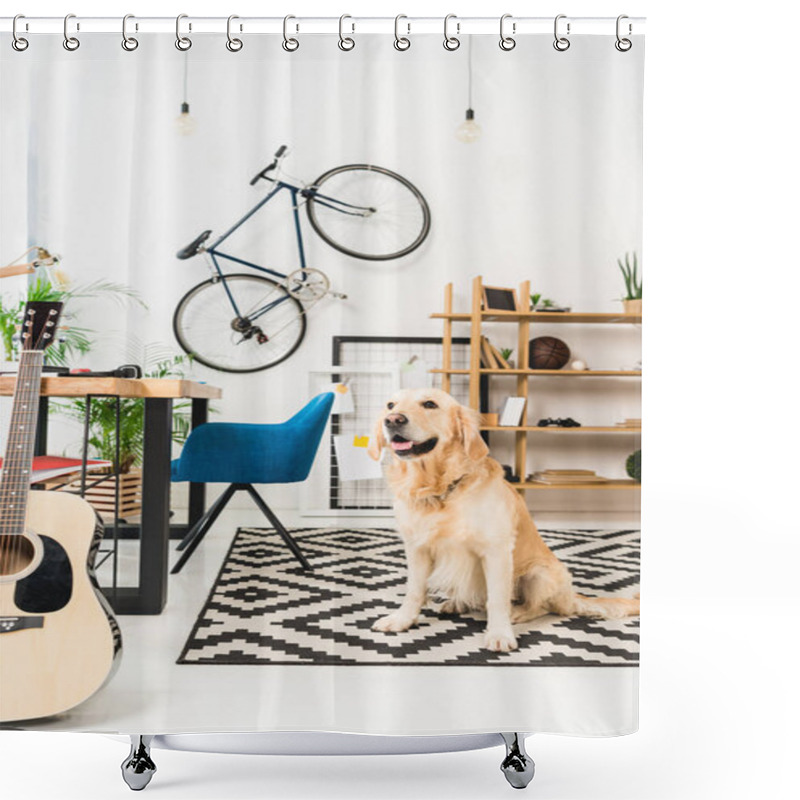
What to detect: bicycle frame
<box><xmin>204</xmin><ymin>179</ymin><xmax>369</xmax><ymax>323</ymax></box>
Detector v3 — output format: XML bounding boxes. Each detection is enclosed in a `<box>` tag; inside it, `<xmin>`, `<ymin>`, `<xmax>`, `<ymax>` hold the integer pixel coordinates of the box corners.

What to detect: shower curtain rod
<box><xmin>1</xmin><ymin>16</ymin><xmax>645</xmax><ymax>37</ymax></box>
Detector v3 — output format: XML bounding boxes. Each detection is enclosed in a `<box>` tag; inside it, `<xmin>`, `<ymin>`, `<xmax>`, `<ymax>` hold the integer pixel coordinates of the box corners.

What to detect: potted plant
<box><xmin>618</xmin><ymin>252</ymin><xmax>642</xmax><ymax>314</ymax></box>
<box><xmin>529</xmin><ymin>293</ymin><xmax>570</xmax><ymax>312</ymax></box>
<box><xmin>52</xmin><ymin>348</ymin><xmax>195</xmax><ymax>520</ymax></box>
<box><xmin>500</xmin><ymin>347</ymin><xmax>515</xmax><ymax>368</ymax></box>
<box><xmin>0</xmin><ymin>272</ymin><xmax>145</xmax><ymax>365</ymax></box>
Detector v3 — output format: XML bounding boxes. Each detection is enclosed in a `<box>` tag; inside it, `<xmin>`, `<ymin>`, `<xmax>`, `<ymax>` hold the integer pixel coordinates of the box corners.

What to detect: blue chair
<box><xmin>170</xmin><ymin>393</ymin><xmax>334</xmax><ymax>574</ymax></box>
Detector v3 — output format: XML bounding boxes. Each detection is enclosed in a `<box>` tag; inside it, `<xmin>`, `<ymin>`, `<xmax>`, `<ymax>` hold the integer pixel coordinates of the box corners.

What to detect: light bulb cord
<box><xmin>467</xmin><ymin>35</ymin><xmax>473</xmax><ymax>110</ymax></box>
<box><xmin>182</xmin><ymin>52</ymin><xmax>189</xmax><ymax>107</ymax></box>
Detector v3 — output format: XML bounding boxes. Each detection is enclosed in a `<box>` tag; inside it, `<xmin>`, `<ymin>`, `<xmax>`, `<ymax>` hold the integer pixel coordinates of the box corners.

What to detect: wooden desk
<box><xmin>0</xmin><ymin>376</ymin><xmax>222</xmax><ymax>615</ymax></box>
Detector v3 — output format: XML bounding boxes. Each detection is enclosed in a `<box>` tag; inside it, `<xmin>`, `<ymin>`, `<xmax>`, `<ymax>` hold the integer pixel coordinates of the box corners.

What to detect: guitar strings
<box><xmin>0</xmin><ymin>308</ymin><xmax>51</xmax><ymax>574</ymax></box>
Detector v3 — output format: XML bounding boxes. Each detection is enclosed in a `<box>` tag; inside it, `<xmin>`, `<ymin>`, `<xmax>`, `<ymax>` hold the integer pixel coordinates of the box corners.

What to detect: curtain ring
<box><xmin>12</xmin><ymin>15</ymin><xmax>29</xmax><ymax>51</ymax></box>
<box><xmin>226</xmin><ymin>15</ymin><xmax>243</xmax><ymax>51</ymax></box>
<box><xmin>63</xmin><ymin>13</ymin><xmax>80</xmax><ymax>51</ymax></box>
<box><xmin>553</xmin><ymin>14</ymin><xmax>570</xmax><ymax>51</ymax></box>
<box><xmin>283</xmin><ymin>15</ymin><xmax>299</xmax><ymax>51</ymax></box>
<box><xmin>394</xmin><ymin>15</ymin><xmax>410</xmax><ymax>51</ymax></box>
<box><xmin>176</xmin><ymin>14</ymin><xmax>192</xmax><ymax>51</ymax></box>
<box><xmin>338</xmin><ymin>14</ymin><xmax>355</xmax><ymax>51</ymax></box>
<box><xmin>443</xmin><ymin>14</ymin><xmax>460</xmax><ymax>51</ymax></box>
<box><xmin>499</xmin><ymin>14</ymin><xmax>516</xmax><ymax>51</ymax></box>
<box><xmin>121</xmin><ymin>14</ymin><xmax>139</xmax><ymax>51</ymax></box>
<box><xmin>615</xmin><ymin>14</ymin><xmax>632</xmax><ymax>51</ymax></box>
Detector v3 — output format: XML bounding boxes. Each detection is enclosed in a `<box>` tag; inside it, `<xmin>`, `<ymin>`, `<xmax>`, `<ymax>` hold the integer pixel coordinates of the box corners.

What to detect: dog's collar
<box><xmin>430</xmin><ymin>475</ymin><xmax>467</xmax><ymax>504</ymax></box>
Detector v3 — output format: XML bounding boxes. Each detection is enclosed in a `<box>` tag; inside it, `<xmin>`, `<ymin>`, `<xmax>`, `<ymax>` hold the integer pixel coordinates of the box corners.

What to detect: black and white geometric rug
<box><xmin>178</xmin><ymin>528</ymin><xmax>640</xmax><ymax>667</ymax></box>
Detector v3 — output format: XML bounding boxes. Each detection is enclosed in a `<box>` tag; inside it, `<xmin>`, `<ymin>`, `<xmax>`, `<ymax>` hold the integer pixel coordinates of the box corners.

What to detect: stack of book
<box><xmin>479</xmin><ymin>336</ymin><xmax>512</xmax><ymax>369</ymax></box>
<box><xmin>0</xmin><ymin>455</ymin><xmax>112</xmax><ymax>485</ymax></box>
<box><xmin>614</xmin><ymin>418</ymin><xmax>642</xmax><ymax>428</ymax></box>
<box><xmin>527</xmin><ymin>469</ymin><xmax>609</xmax><ymax>485</ymax></box>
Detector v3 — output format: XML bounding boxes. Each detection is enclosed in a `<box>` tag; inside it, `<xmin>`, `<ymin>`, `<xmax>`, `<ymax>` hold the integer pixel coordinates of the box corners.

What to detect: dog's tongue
<box><xmin>391</xmin><ymin>440</ymin><xmax>414</xmax><ymax>451</ymax></box>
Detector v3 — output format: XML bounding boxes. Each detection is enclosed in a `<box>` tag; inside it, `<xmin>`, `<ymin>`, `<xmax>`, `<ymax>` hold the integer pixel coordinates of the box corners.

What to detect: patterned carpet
<box><xmin>177</xmin><ymin>527</ymin><xmax>640</xmax><ymax>667</ymax></box>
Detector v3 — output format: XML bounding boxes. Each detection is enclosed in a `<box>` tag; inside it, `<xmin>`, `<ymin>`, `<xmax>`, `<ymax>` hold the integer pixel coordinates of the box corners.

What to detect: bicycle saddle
<box><xmin>176</xmin><ymin>230</ymin><xmax>212</xmax><ymax>260</ymax></box>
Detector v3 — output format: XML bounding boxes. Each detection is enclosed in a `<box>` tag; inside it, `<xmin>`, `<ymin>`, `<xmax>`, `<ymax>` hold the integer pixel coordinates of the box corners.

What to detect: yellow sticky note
<box><xmin>335</xmin><ymin>384</ymin><xmax>349</xmax><ymax>394</ymax></box>
<box><xmin>353</xmin><ymin>436</ymin><xmax>369</xmax><ymax>448</ymax></box>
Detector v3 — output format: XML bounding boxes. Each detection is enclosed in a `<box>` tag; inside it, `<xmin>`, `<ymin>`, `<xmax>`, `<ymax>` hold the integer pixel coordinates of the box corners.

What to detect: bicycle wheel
<box><xmin>306</xmin><ymin>165</ymin><xmax>431</xmax><ymax>261</ymax></box>
<box><xmin>173</xmin><ymin>274</ymin><xmax>306</xmax><ymax>373</ymax></box>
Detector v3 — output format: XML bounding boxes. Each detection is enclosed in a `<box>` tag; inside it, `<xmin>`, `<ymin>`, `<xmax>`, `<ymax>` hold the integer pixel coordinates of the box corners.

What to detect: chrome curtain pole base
<box><xmin>121</xmin><ymin>735</ymin><xmax>157</xmax><ymax>791</ymax></box>
<box><xmin>500</xmin><ymin>733</ymin><xmax>535</xmax><ymax>789</ymax></box>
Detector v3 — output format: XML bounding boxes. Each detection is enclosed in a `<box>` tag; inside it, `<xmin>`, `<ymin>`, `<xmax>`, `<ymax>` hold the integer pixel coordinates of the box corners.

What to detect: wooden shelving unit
<box><xmin>434</xmin><ymin>276</ymin><xmax>641</xmax><ymax>493</ymax></box>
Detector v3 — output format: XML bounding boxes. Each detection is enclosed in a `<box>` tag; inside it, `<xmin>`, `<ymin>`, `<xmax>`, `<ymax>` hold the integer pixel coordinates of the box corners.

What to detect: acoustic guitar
<box><xmin>0</xmin><ymin>302</ymin><xmax>121</xmax><ymax>722</ymax></box>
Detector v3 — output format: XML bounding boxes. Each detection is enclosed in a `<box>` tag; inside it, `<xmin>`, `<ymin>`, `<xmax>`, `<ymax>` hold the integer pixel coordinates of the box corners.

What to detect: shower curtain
<box><xmin>0</xmin><ymin>23</ymin><xmax>643</xmax><ymax>736</ymax></box>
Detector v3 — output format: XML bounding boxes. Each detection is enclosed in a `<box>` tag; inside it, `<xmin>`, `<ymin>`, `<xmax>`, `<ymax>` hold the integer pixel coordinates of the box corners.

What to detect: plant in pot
<box><xmin>529</xmin><ymin>293</ymin><xmax>556</xmax><ymax>311</ymax></box>
<box><xmin>52</xmin><ymin>348</ymin><xmax>195</xmax><ymax>521</ymax></box>
<box><xmin>618</xmin><ymin>252</ymin><xmax>642</xmax><ymax>314</ymax></box>
<box><xmin>0</xmin><ymin>272</ymin><xmax>145</xmax><ymax>366</ymax></box>
<box><xmin>500</xmin><ymin>347</ymin><xmax>515</xmax><ymax>368</ymax></box>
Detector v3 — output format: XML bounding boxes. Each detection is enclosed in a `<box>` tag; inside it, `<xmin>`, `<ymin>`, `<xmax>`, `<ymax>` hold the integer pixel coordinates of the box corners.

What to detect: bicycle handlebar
<box><xmin>249</xmin><ymin>145</ymin><xmax>289</xmax><ymax>186</ymax></box>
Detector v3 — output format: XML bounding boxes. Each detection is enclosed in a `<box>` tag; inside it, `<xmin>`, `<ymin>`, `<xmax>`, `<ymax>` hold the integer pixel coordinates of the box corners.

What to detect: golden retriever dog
<box><xmin>367</xmin><ymin>388</ymin><xmax>639</xmax><ymax>652</ymax></box>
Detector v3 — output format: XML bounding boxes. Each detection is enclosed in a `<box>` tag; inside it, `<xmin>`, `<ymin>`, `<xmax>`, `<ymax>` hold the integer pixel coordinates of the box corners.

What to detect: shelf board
<box><xmin>431</xmin><ymin>368</ymin><xmax>642</xmax><ymax>377</ymax></box>
<box><xmin>431</xmin><ymin>311</ymin><xmax>641</xmax><ymax>324</ymax></box>
<box><xmin>482</xmin><ymin>426</ymin><xmax>641</xmax><ymax>433</ymax></box>
<box><xmin>515</xmin><ymin>480</ymin><xmax>641</xmax><ymax>490</ymax></box>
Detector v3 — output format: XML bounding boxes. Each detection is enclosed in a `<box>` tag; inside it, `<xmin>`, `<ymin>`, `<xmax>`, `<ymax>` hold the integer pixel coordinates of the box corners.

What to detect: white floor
<box><xmin>22</xmin><ymin>508</ymin><xmax>641</xmax><ymax>735</ymax></box>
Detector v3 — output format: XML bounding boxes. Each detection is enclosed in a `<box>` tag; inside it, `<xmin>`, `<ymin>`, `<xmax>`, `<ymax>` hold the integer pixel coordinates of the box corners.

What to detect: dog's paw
<box><xmin>436</xmin><ymin>599</ymin><xmax>468</xmax><ymax>615</ymax></box>
<box><xmin>372</xmin><ymin>613</ymin><xmax>416</xmax><ymax>633</ymax></box>
<box><xmin>484</xmin><ymin>629</ymin><xmax>518</xmax><ymax>652</ymax></box>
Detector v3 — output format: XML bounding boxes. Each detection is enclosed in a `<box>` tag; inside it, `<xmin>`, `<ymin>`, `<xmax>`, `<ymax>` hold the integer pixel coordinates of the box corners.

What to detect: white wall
<box><xmin>1</xmin><ymin>32</ymin><xmax>642</xmax><ymax>516</ymax></box>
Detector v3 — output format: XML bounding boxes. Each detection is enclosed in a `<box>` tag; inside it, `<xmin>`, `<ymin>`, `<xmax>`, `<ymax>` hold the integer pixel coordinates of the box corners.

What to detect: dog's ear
<box><xmin>367</xmin><ymin>414</ymin><xmax>387</xmax><ymax>461</ymax></box>
<box><xmin>452</xmin><ymin>404</ymin><xmax>489</xmax><ymax>461</ymax></box>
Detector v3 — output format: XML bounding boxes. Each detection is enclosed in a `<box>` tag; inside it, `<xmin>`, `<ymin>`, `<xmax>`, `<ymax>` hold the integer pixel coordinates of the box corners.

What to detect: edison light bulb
<box><xmin>455</xmin><ymin>109</ymin><xmax>481</xmax><ymax>143</ymax></box>
<box><xmin>175</xmin><ymin>102</ymin><xmax>196</xmax><ymax>136</ymax></box>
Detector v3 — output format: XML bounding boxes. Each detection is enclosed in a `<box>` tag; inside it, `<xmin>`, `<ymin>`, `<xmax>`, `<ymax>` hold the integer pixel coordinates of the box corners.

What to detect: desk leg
<box><xmin>187</xmin><ymin>398</ymin><xmax>208</xmax><ymax>528</ymax></box>
<box><xmin>139</xmin><ymin>398</ymin><xmax>173</xmax><ymax>614</ymax></box>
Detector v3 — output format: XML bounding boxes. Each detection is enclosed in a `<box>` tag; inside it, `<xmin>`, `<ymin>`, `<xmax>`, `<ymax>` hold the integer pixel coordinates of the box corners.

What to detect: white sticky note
<box><xmin>333</xmin><ymin>435</ymin><xmax>384</xmax><ymax>481</ymax></box>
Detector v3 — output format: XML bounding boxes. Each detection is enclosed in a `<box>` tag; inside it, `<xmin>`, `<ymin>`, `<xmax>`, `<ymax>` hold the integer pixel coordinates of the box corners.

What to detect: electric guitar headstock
<box><xmin>20</xmin><ymin>301</ymin><xmax>64</xmax><ymax>353</ymax></box>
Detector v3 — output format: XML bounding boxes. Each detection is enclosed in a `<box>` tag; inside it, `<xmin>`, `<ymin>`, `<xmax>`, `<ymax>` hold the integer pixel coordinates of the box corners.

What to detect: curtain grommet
<box><xmin>338</xmin><ymin>14</ymin><xmax>355</xmax><ymax>51</ymax></box>
<box><xmin>12</xmin><ymin>14</ymin><xmax>29</xmax><ymax>51</ymax></box>
<box><xmin>499</xmin><ymin>14</ymin><xmax>516</xmax><ymax>51</ymax></box>
<box><xmin>615</xmin><ymin>15</ymin><xmax>633</xmax><ymax>51</ymax></box>
<box><xmin>121</xmin><ymin>14</ymin><xmax>139</xmax><ymax>51</ymax></box>
<box><xmin>176</xmin><ymin>14</ymin><xmax>192</xmax><ymax>51</ymax></box>
<box><xmin>283</xmin><ymin>15</ymin><xmax>299</xmax><ymax>52</ymax></box>
<box><xmin>63</xmin><ymin>13</ymin><xmax>80</xmax><ymax>51</ymax></box>
<box><xmin>394</xmin><ymin>15</ymin><xmax>411</xmax><ymax>51</ymax></box>
<box><xmin>553</xmin><ymin>14</ymin><xmax>571</xmax><ymax>52</ymax></box>
<box><xmin>443</xmin><ymin>14</ymin><xmax>460</xmax><ymax>51</ymax></box>
<box><xmin>226</xmin><ymin>15</ymin><xmax>243</xmax><ymax>52</ymax></box>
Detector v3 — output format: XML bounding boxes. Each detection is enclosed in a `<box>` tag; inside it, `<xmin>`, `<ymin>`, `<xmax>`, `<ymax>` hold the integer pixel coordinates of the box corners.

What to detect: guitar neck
<box><xmin>0</xmin><ymin>350</ymin><xmax>45</xmax><ymax>535</ymax></box>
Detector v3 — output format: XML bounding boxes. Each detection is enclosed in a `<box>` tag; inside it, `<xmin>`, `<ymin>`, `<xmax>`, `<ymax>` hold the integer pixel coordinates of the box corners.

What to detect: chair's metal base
<box><xmin>121</xmin><ymin>735</ymin><xmax>156</xmax><ymax>791</ymax></box>
<box><xmin>171</xmin><ymin>483</ymin><xmax>311</xmax><ymax>574</ymax></box>
<box><xmin>500</xmin><ymin>733</ymin><xmax>535</xmax><ymax>789</ymax></box>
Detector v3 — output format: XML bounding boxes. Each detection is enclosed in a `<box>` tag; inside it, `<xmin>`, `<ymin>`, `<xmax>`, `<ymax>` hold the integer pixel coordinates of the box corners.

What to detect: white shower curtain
<box><xmin>1</xmin><ymin>29</ymin><xmax>642</xmax><ymax>736</ymax></box>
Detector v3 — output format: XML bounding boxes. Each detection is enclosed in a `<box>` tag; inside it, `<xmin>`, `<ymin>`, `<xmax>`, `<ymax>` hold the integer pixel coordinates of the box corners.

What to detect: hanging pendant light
<box><xmin>455</xmin><ymin>37</ymin><xmax>481</xmax><ymax>143</ymax></box>
<box><xmin>175</xmin><ymin>52</ymin><xmax>196</xmax><ymax>135</ymax></box>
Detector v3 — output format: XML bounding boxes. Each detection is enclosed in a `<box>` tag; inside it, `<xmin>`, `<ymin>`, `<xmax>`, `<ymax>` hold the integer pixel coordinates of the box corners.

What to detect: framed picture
<box><xmin>482</xmin><ymin>286</ymin><xmax>518</xmax><ymax>312</ymax></box>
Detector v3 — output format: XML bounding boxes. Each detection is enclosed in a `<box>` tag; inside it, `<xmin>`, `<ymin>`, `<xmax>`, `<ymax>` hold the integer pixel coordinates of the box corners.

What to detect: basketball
<box><xmin>528</xmin><ymin>336</ymin><xmax>570</xmax><ymax>370</ymax></box>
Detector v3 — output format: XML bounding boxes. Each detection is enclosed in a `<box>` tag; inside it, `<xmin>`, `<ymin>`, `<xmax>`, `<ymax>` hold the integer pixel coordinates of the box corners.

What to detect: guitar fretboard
<box><xmin>0</xmin><ymin>351</ymin><xmax>44</xmax><ymax>536</ymax></box>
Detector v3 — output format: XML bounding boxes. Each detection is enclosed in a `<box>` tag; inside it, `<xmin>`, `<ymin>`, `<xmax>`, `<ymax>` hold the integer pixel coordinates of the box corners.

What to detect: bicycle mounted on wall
<box><xmin>173</xmin><ymin>145</ymin><xmax>431</xmax><ymax>373</ymax></box>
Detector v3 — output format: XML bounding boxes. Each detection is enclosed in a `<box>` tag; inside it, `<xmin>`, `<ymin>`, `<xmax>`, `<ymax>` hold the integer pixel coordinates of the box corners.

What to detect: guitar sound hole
<box><xmin>0</xmin><ymin>535</ymin><xmax>37</xmax><ymax>577</ymax></box>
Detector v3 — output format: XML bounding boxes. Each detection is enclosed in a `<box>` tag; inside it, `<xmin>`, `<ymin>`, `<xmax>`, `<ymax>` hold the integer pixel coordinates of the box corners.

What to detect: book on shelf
<box><xmin>614</xmin><ymin>418</ymin><xmax>642</xmax><ymax>428</ymax></box>
<box><xmin>479</xmin><ymin>336</ymin><xmax>498</xmax><ymax>368</ymax></box>
<box><xmin>499</xmin><ymin>397</ymin><xmax>527</xmax><ymax>426</ymax></box>
<box><xmin>488</xmin><ymin>342</ymin><xmax>512</xmax><ymax>369</ymax></box>
<box><xmin>527</xmin><ymin>469</ymin><xmax>609</xmax><ymax>484</ymax></box>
